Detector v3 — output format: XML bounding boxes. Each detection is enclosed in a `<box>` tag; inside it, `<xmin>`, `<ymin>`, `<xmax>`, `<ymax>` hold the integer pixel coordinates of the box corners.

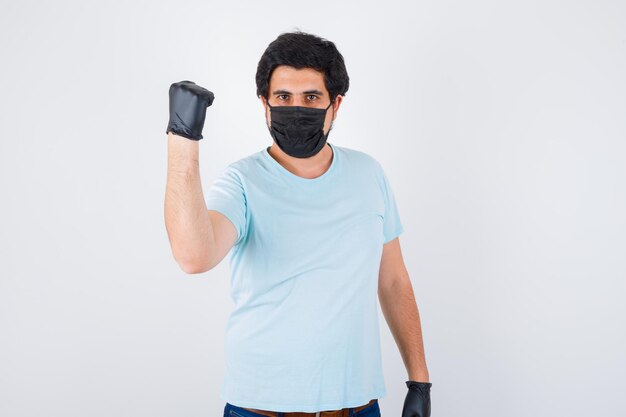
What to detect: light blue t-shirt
<box><xmin>205</xmin><ymin>142</ymin><xmax>404</xmax><ymax>412</ymax></box>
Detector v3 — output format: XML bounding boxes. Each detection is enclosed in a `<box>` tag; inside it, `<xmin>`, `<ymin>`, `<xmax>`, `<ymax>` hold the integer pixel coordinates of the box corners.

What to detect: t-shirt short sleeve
<box><xmin>205</xmin><ymin>164</ymin><xmax>248</xmax><ymax>246</ymax></box>
<box><xmin>375</xmin><ymin>161</ymin><xmax>404</xmax><ymax>244</ymax></box>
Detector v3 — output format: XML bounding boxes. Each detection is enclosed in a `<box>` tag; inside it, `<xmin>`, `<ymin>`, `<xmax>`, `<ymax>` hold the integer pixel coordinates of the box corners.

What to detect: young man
<box><xmin>164</xmin><ymin>31</ymin><xmax>432</xmax><ymax>417</ymax></box>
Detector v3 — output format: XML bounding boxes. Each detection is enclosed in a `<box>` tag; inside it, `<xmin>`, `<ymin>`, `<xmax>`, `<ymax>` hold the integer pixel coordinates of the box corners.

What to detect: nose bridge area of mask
<box><xmin>273</xmin><ymin>105</ymin><xmax>325</xmax><ymax>113</ymax></box>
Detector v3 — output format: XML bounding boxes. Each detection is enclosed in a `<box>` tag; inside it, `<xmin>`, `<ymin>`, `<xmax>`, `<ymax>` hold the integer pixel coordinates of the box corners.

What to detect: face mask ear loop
<box><xmin>326</xmin><ymin>97</ymin><xmax>335</xmax><ymax>135</ymax></box>
<box><xmin>326</xmin><ymin>98</ymin><xmax>334</xmax><ymax>112</ymax></box>
<box><xmin>265</xmin><ymin>95</ymin><xmax>274</xmax><ymax>130</ymax></box>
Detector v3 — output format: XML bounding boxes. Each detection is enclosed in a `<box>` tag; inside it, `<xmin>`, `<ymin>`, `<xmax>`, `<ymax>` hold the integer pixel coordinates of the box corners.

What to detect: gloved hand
<box><xmin>166</xmin><ymin>80</ymin><xmax>215</xmax><ymax>140</ymax></box>
<box><xmin>401</xmin><ymin>380</ymin><xmax>432</xmax><ymax>417</ymax></box>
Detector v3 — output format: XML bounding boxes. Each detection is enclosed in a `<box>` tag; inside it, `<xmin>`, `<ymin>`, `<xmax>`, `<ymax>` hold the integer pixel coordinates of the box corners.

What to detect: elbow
<box><xmin>179</xmin><ymin>261</ymin><xmax>207</xmax><ymax>275</ymax></box>
<box><xmin>175</xmin><ymin>252</ymin><xmax>214</xmax><ymax>275</ymax></box>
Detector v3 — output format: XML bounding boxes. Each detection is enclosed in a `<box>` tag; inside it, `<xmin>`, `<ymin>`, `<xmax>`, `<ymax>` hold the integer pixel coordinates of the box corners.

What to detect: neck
<box><xmin>267</xmin><ymin>143</ymin><xmax>333</xmax><ymax>179</ymax></box>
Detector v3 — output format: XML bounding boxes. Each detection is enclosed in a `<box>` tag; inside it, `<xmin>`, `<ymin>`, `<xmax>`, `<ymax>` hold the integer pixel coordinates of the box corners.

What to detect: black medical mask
<box><xmin>265</xmin><ymin>99</ymin><xmax>334</xmax><ymax>158</ymax></box>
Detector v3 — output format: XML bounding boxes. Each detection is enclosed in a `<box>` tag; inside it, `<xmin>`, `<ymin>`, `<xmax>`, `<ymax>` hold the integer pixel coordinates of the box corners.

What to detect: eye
<box><xmin>306</xmin><ymin>95</ymin><xmax>318</xmax><ymax>101</ymax></box>
<box><xmin>277</xmin><ymin>94</ymin><xmax>289</xmax><ymax>101</ymax></box>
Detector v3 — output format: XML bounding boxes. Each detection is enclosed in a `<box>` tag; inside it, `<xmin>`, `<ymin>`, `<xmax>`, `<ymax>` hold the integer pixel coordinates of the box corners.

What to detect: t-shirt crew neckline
<box><xmin>262</xmin><ymin>142</ymin><xmax>339</xmax><ymax>184</ymax></box>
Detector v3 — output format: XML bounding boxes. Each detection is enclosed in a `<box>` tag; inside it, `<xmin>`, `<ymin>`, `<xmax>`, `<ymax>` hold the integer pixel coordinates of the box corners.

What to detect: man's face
<box><xmin>262</xmin><ymin>65</ymin><xmax>343</xmax><ymax>136</ymax></box>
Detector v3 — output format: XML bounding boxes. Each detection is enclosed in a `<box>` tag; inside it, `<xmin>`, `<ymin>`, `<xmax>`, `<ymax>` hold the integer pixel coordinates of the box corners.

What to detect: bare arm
<box><xmin>378</xmin><ymin>237</ymin><xmax>430</xmax><ymax>382</ymax></box>
<box><xmin>164</xmin><ymin>133</ymin><xmax>237</xmax><ymax>274</ymax></box>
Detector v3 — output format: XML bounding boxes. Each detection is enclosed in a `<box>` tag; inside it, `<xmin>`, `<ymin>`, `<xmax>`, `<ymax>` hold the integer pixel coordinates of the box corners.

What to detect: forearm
<box><xmin>164</xmin><ymin>133</ymin><xmax>215</xmax><ymax>272</ymax></box>
<box><xmin>378</xmin><ymin>278</ymin><xmax>430</xmax><ymax>382</ymax></box>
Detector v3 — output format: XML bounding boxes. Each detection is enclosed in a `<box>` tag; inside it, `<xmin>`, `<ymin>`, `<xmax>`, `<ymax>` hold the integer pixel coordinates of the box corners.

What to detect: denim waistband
<box><xmin>225</xmin><ymin>398</ymin><xmax>379</xmax><ymax>417</ymax></box>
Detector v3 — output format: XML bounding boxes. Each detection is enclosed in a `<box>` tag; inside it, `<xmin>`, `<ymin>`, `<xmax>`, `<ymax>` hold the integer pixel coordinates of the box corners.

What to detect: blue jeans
<box><xmin>224</xmin><ymin>400</ymin><xmax>381</xmax><ymax>417</ymax></box>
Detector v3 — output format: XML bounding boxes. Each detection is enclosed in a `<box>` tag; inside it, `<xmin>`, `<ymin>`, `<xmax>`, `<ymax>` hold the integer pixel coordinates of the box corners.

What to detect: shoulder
<box><xmin>222</xmin><ymin>148</ymin><xmax>266</xmax><ymax>179</ymax></box>
<box><xmin>332</xmin><ymin>143</ymin><xmax>383</xmax><ymax>172</ymax></box>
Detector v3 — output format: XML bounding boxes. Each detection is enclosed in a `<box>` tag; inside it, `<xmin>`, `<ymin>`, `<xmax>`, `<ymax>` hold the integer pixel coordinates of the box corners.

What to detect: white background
<box><xmin>1</xmin><ymin>1</ymin><xmax>625</xmax><ymax>416</ymax></box>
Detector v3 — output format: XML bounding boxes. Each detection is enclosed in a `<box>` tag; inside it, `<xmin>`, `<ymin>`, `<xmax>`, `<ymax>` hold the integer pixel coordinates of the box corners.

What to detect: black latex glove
<box><xmin>166</xmin><ymin>80</ymin><xmax>215</xmax><ymax>140</ymax></box>
<box><xmin>402</xmin><ymin>380</ymin><xmax>432</xmax><ymax>417</ymax></box>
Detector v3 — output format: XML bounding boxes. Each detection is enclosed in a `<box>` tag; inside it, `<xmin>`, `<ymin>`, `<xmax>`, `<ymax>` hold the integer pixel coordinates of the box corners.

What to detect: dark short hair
<box><xmin>255</xmin><ymin>30</ymin><xmax>350</xmax><ymax>102</ymax></box>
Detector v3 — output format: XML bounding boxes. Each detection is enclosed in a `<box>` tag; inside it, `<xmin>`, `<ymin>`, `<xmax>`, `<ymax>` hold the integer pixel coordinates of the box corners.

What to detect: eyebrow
<box><xmin>271</xmin><ymin>89</ymin><xmax>325</xmax><ymax>96</ymax></box>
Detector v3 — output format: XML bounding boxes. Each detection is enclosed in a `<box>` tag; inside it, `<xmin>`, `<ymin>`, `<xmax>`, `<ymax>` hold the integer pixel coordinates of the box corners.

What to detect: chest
<box><xmin>245</xmin><ymin>174</ymin><xmax>385</xmax><ymax>258</ymax></box>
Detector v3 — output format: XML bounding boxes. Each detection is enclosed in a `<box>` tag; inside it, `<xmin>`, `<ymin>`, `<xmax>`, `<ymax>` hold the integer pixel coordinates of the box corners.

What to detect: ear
<box><xmin>261</xmin><ymin>96</ymin><xmax>271</xmax><ymax>127</ymax></box>
<box><xmin>332</xmin><ymin>95</ymin><xmax>343</xmax><ymax>120</ymax></box>
<box><xmin>261</xmin><ymin>96</ymin><xmax>270</xmax><ymax>117</ymax></box>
